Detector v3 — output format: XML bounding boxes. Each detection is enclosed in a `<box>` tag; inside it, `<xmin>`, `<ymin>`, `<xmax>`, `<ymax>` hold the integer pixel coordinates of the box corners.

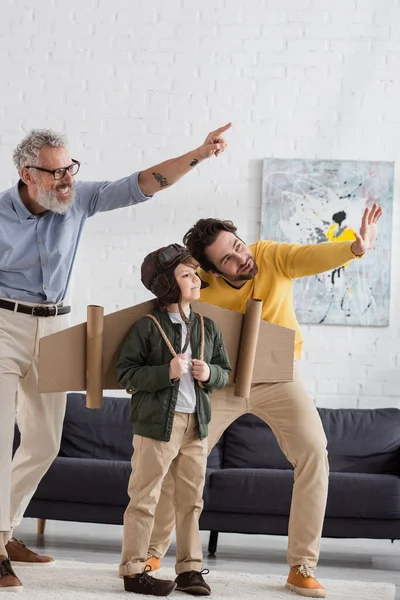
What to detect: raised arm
<box><xmin>137</xmin><ymin>123</ymin><xmax>232</xmax><ymax>196</ymax></box>
<box><xmin>274</xmin><ymin>203</ymin><xmax>382</xmax><ymax>279</ymax></box>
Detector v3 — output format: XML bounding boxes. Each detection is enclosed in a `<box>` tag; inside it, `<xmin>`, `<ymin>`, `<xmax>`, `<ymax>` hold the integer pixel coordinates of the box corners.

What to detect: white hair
<box><xmin>12</xmin><ymin>129</ymin><xmax>68</xmax><ymax>170</ymax></box>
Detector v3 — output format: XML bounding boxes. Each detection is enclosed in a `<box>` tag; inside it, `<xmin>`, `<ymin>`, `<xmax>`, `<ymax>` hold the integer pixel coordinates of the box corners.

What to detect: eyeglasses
<box><xmin>25</xmin><ymin>159</ymin><xmax>80</xmax><ymax>181</ymax></box>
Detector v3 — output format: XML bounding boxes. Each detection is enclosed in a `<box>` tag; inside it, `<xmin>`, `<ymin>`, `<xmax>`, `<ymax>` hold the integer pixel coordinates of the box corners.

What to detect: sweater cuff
<box><xmin>350</xmin><ymin>247</ymin><xmax>365</xmax><ymax>259</ymax></box>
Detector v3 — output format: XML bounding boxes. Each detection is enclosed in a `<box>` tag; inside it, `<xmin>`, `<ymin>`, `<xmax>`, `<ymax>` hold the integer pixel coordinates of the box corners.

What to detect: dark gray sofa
<box><xmin>18</xmin><ymin>393</ymin><xmax>400</xmax><ymax>554</ymax></box>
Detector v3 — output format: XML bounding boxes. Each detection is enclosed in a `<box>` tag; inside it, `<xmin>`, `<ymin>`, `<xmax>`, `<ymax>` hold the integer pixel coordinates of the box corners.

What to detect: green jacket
<box><xmin>117</xmin><ymin>308</ymin><xmax>232</xmax><ymax>441</ymax></box>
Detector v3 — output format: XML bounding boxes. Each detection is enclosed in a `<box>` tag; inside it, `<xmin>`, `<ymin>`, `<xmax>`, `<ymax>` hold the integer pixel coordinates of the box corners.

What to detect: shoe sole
<box><xmin>0</xmin><ymin>587</ymin><xmax>23</xmax><ymax>593</ymax></box>
<box><xmin>11</xmin><ymin>560</ymin><xmax>56</xmax><ymax>568</ymax></box>
<box><xmin>286</xmin><ymin>582</ymin><xmax>327</xmax><ymax>598</ymax></box>
<box><xmin>123</xmin><ymin>580</ymin><xmax>177</xmax><ymax>595</ymax></box>
<box><xmin>164</xmin><ymin>583</ymin><xmax>177</xmax><ymax>596</ymax></box>
<box><xmin>175</xmin><ymin>586</ymin><xmax>211</xmax><ymax>596</ymax></box>
<box><xmin>9</xmin><ymin>561</ymin><xmax>55</xmax><ymax>567</ymax></box>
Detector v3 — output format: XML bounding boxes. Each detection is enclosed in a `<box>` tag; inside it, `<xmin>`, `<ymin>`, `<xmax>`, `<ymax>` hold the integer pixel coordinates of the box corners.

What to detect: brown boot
<box><xmin>175</xmin><ymin>569</ymin><xmax>211</xmax><ymax>596</ymax></box>
<box><xmin>124</xmin><ymin>565</ymin><xmax>176</xmax><ymax>595</ymax></box>
<box><xmin>0</xmin><ymin>556</ymin><xmax>23</xmax><ymax>592</ymax></box>
<box><xmin>286</xmin><ymin>565</ymin><xmax>327</xmax><ymax>598</ymax></box>
<box><xmin>5</xmin><ymin>538</ymin><xmax>54</xmax><ymax>566</ymax></box>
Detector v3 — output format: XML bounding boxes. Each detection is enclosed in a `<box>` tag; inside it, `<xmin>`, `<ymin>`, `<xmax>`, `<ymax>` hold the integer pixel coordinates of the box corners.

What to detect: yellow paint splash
<box><xmin>326</xmin><ymin>224</ymin><xmax>356</xmax><ymax>243</ymax></box>
<box><xmin>326</xmin><ymin>224</ymin><xmax>356</xmax><ymax>271</ymax></box>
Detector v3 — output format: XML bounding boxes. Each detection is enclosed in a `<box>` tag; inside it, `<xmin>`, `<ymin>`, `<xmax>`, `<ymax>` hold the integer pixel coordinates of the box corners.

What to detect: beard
<box><xmin>36</xmin><ymin>182</ymin><xmax>76</xmax><ymax>215</ymax></box>
<box><xmin>224</xmin><ymin>258</ymin><xmax>259</xmax><ymax>284</ymax></box>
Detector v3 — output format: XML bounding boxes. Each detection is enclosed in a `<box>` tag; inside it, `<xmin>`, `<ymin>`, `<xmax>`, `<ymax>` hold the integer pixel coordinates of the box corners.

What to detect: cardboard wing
<box><xmin>38</xmin><ymin>299</ymin><xmax>295</xmax><ymax>407</ymax></box>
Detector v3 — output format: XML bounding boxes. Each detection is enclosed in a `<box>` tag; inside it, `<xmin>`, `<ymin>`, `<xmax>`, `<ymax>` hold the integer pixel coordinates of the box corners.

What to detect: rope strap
<box><xmin>127</xmin><ymin>313</ymin><xmax>205</xmax><ymax>394</ymax></box>
<box><xmin>145</xmin><ymin>313</ymin><xmax>204</xmax><ymax>362</ymax></box>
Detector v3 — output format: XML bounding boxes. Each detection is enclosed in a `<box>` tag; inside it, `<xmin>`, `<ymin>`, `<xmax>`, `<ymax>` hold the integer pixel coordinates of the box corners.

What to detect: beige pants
<box><xmin>149</xmin><ymin>373</ymin><xmax>328</xmax><ymax>569</ymax></box>
<box><xmin>0</xmin><ymin>303</ymin><xmax>68</xmax><ymax>532</ymax></box>
<box><xmin>120</xmin><ymin>412</ymin><xmax>208</xmax><ymax>577</ymax></box>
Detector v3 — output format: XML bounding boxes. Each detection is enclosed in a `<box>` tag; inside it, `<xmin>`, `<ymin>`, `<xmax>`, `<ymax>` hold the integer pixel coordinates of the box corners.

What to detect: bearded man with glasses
<box><xmin>0</xmin><ymin>125</ymin><xmax>231</xmax><ymax>592</ymax></box>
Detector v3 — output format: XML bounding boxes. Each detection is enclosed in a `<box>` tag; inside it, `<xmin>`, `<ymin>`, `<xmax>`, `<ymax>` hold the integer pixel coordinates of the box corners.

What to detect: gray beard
<box><xmin>36</xmin><ymin>183</ymin><xmax>76</xmax><ymax>215</ymax></box>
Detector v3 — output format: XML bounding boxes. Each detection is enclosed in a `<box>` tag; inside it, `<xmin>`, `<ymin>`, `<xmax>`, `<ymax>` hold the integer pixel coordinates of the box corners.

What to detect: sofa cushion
<box><xmin>205</xmin><ymin>469</ymin><xmax>400</xmax><ymax>520</ymax></box>
<box><xmin>34</xmin><ymin>456</ymin><xmax>214</xmax><ymax>508</ymax></box>
<box><xmin>221</xmin><ymin>409</ymin><xmax>400</xmax><ymax>475</ymax></box>
<box><xmin>60</xmin><ymin>394</ymin><xmax>224</xmax><ymax>469</ymax></box>
<box><xmin>319</xmin><ymin>408</ymin><xmax>400</xmax><ymax>475</ymax></box>
<box><xmin>222</xmin><ymin>414</ymin><xmax>292</xmax><ymax>470</ymax></box>
<box><xmin>34</xmin><ymin>457</ymin><xmax>131</xmax><ymax>506</ymax></box>
<box><xmin>60</xmin><ymin>394</ymin><xmax>133</xmax><ymax>461</ymax></box>
<box><xmin>326</xmin><ymin>472</ymin><xmax>400</xmax><ymax>519</ymax></box>
<box><xmin>206</xmin><ymin>469</ymin><xmax>294</xmax><ymax>515</ymax></box>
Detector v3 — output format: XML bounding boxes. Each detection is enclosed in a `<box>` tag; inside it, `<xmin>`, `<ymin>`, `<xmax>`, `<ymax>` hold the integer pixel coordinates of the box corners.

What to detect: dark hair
<box><xmin>182</xmin><ymin>218</ymin><xmax>237</xmax><ymax>273</ymax></box>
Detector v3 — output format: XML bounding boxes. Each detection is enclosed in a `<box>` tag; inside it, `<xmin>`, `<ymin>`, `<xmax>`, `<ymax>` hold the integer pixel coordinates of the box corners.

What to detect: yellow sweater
<box><xmin>199</xmin><ymin>239</ymin><xmax>358</xmax><ymax>359</ymax></box>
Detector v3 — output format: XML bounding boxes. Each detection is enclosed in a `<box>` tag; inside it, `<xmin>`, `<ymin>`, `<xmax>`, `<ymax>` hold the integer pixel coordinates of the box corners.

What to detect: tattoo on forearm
<box><xmin>152</xmin><ymin>172</ymin><xmax>170</xmax><ymax>188</ymax></box>
<box><xmin>189</xmin><ymin>158</ymin><xmax>199</xmax><ymax>167</ymax></box>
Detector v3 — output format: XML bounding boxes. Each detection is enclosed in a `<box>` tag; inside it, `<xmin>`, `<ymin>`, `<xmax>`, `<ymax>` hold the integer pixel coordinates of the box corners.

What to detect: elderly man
<box><xmin>0</xmin><ymin>123</ymin><xmax>231</xmax><ymax>591</ymax></box>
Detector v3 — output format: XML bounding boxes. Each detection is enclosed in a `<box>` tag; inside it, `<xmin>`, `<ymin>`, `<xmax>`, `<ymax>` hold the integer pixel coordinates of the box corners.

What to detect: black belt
<box><xmin>0</xmin><ymin>299</ymin><xmax>71</xmax><ymax>317</ymax></box>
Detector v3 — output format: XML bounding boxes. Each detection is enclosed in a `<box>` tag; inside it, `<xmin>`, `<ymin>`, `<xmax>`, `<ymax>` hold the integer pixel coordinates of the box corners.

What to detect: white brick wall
<box><xmin>1</xmin><ymin>0</ymin><xmax>400</xmax><ymax>407</ymax></box>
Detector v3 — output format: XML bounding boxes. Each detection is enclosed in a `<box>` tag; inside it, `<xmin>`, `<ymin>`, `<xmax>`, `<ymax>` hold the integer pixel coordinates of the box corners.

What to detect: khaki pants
<box><xmin>0</xmin><ymin>303</ymin><xmax>68</xmax><ymax>532</ymax></box>
<box><xmin>120</xmin><ymin>412</ymin><xmax>208</xmax><ymax>577</ymax></box>
<box><xmin>149</xmin><ymin>372</ymin><xmax>328</xmax><ymax>568</ymax></box>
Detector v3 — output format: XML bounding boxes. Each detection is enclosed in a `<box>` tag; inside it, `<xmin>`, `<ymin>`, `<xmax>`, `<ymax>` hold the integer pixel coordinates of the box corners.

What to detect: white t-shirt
<box><xmin>168</xmin><ymin>310</ymin><xmax>197</xmax><ymax>414</ymax></box>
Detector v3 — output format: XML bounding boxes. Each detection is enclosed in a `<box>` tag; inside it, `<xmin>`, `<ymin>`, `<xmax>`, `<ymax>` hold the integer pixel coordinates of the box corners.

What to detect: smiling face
<box><xmin>21</xmin><ymin>145</ymin><xmax>76</xmax><ymax>214</ymax></box>
<box><xmin>205</xmin><ymin>230</ymin><xmax>258</xmax><ymax>285</ymax></box>
<box><xmin>174</xmin><ymin>262</ymin><xmax>201</xmax><ymax>305</ymax></box>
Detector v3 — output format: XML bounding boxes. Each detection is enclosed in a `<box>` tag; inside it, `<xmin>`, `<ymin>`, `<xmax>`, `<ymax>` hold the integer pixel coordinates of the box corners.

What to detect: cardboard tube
<box><xmin>234</xmin><ymin>299</ymin><xmax>262</xmax><ymax>399</ymax></box>
<box><xmin>86</xmin><ymin>305</ymin><xmax>104</xmax><ymax>409</ymax></box>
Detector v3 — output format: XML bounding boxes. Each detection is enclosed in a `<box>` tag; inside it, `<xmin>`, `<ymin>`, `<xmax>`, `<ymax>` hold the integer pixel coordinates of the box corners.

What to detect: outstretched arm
<box><xmin>273</xmin><ymin>203</ymin><xmax>383</xmax><ymax>279</ymax></box>
<box><xmin>137</xmin><ymin>122</ymin><xmax>232</xmax><ymax>196</ymax></box>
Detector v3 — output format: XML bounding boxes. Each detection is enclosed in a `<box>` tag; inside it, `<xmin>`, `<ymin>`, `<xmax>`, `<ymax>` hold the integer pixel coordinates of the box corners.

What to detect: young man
<box><xmin>0</xmin><ymin>123</ymin><xmax>231</xmax><ymax>592</ymax></box>
<box><xmin>117</xmin><ymin>244</ymin><xmax>231</xmax><ymax>596</ymax></box>
<box><xmin>145</xmin><ymin>205</ymin><xmax>382</xmax><ymax>599</ymax></box>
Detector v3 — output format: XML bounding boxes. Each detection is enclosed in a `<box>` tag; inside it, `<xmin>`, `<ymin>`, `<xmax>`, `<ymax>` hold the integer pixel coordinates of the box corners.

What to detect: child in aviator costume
<box><xmin>117</xmin><ymin>243</ymin><xmax>231</xmax><ymax>596</ymax></box>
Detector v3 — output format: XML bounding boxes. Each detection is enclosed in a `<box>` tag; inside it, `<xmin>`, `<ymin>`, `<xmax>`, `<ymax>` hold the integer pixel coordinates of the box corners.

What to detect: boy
<box><xmin>117</xmin><ymin>243</ymin><xmax>232</xmax><ymax>596</ymax></box>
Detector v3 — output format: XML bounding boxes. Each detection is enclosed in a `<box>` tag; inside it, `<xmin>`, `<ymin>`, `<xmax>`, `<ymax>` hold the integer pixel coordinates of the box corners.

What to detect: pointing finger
<box><xmin>212</xmin><ymin>122</ymin><xmax>232</xmax><ymax>136</ymax></box>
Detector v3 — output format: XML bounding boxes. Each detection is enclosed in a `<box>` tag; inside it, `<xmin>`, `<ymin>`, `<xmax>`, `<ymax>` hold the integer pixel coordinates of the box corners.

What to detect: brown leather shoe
<box><xmin>124</xmin><ymin>566</ymin><xmax>176</xmax><ymax>595</ymax></box>
<box><xmin>0</xmin><ymin>556</ymin><xmax>23</xmax><ymax>592</ymax></box>
<box><xmin>5</xmin><ymin>538</ymin><xmax>55</xmax><ymax>566</ymax></box>
<box><xmin>286</xmin><ymin>565</ymin><xmax>327</xmax><ymax>598</ymax></box>
<box><xmin>175</xmin><ymin>569</ymin><xmax>211</xmax><ymax>596</ymax></box>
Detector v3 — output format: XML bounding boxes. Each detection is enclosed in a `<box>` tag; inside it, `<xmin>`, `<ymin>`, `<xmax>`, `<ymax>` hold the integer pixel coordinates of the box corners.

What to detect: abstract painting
<box><xmin>261</xmin><ymin>158</ymin><xmax>394</xmax><ymax>326</ymax></box>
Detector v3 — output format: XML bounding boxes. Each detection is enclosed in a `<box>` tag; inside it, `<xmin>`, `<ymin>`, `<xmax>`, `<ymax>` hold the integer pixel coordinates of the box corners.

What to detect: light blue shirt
<box><xmin>0</xmin><ymin>172</ymin><xmax>151</xmax><ymax>304</ymax></box>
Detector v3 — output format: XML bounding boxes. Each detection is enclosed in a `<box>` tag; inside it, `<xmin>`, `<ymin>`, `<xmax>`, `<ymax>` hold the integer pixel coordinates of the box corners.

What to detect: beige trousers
<box><xmin>120</xmin><ymin>412</ymin><xmax>208</xmax><ymax>577</ymax></box>
<box><xmin>0</xmin><ymin>303</ymin><xmax>68</xmax><ymax>532</ymax></box>
<box><xmin>149</xmin><ymin>372</ymin><xmax>329</xmax><ymax>568</ymax></box>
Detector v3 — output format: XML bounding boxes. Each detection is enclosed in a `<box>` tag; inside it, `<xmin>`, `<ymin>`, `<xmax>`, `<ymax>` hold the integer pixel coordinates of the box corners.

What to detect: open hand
<box><xmin>351</xmin><ymin>202</ymin><xmax>383</xmax><ymax>256</ymax></box>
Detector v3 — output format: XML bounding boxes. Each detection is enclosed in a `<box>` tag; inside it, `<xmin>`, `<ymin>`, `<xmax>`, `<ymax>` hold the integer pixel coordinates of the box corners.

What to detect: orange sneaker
<box><xmin>286</xmin><ymin>565</ymin><xmax>327</xmax><ymax>598</ymax></box>
<box><xmin>145</xmin><ymin>554</ymin><xmax>161</xmax><ymax>572</ymax></box>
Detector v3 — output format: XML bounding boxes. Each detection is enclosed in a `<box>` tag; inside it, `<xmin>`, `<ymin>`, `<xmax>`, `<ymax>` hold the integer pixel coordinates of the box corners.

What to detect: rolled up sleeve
<box><xmin>80</xmin><ymin>171</ymin><xmax>153</xmax><ymax>217</ymax></box>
